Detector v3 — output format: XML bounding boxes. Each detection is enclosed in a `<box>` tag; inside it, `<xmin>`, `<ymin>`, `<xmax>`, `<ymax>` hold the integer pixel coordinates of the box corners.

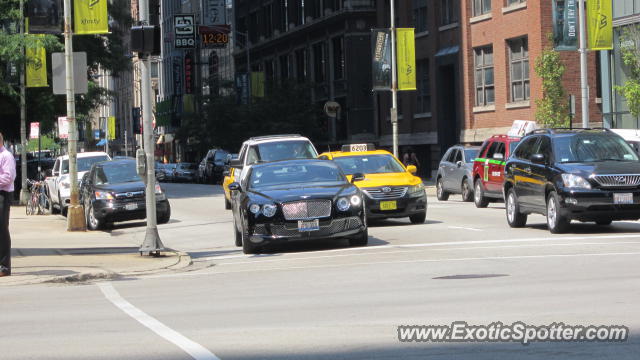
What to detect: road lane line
<box><xmin>97</xmin><ymin>282</ymin><xmax>220</xmax><ymax>360</ymax></box>
<box><xmin>196</xmin><ymin>233</ymin><xmax>640</xmax><ymax>262</ymax></box>
<box><xmin>448</xmin><ymin>226</ymin><xmax>483</xmax><ymax>232</ymax></box>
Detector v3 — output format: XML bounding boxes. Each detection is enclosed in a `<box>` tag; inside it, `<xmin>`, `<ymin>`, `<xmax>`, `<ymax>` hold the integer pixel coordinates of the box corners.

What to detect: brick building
<box><xmin>459</xmin><ymin>0</ymin><xmax>601</xmax><ymax>143</ymax></box>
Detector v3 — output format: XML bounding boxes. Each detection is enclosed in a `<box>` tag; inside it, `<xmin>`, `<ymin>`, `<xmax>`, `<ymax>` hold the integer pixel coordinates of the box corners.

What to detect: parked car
<box><xmin>222</xmin><ymin>153</ymin><xmax>239</xmax><ymax>210</ymax></box>
<box><xmin>174</xmin><ymin>163</ymin><xmax>197</xmax><ymax>182</ymax></box>
<box><xmin>80</xmin><ymin>159</ymin><xmax>171</xmax><ymax>230</ymax></box>
<box><xmin>504</xmin><ymin>128</ymin><xmax>640</xmax><ymax>233</ymax></box>
<box><xmin>155</xmin><ymin>162</ymin><xmax>167</xmax><ymax>182</ymax></box>
<box><xmin>46</xmin><ymin>152</ymin><xmax>111</xmax><ymax>216</ymax></box>
<box><xmin>163</xmin><ymin>163</ymin><xmax>178</xmax><ymax>182</ymax></box>
<box><xmin>229</xmin><ymin>159</ymin><xmax>367</xmax><ymax>254</ymax></box>
<box><xmin>436</xmin><ymin>145</ymin><xmax>481</xmax><ymax>202</ymax></box>
<box><xmin>319</xmin><ymin>144</ymin><xmax>427</xmax><ymax>223</ymax></box>
<box><xmin>472</xmin><ymin>135</ymin><xmax>521</xmax><ymax>208</ymax></box>
<box><xmin>610</xmin><ymin>128</ymin><xmax>640</xmax><ymax>154</ymax></box>
<box><xmin>197</xmin><ymin>149</ymin><xmax>229</xmax><ymax>184</ymax></box>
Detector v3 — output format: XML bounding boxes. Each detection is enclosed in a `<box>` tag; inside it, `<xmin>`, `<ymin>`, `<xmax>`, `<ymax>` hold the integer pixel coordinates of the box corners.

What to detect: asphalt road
<box><xmin>3</xmin><ymin>182</ymin><xmax>640</xmax><ymax>359</ymax></box>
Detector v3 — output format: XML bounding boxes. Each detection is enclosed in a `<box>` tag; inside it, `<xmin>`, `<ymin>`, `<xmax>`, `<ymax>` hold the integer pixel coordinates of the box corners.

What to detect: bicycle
<box><xmin>26</xmin><ymin>179</ymin><xmax>50</xmax><ymax>216</ymax></box>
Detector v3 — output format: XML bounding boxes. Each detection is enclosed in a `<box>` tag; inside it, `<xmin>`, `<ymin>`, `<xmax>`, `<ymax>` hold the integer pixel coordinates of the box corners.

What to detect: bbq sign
<box><xmin>174</xmin><ymin>14</ymin><xmax>195</xmax><ymax>48</ymax></box>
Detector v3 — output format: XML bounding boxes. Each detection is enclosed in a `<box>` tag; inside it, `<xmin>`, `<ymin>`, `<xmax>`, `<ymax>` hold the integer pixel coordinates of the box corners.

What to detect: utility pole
<box><xmin>63</xmin><ymin>0</ymin><xmax>86</xmax><ymax>230</ymax></box>
<box><xmin>390</xmin><ymin>0</ymin><xmax>399</xmax><ymax>157</ymax></box>
<box><xmin>236</xmin><ymin>30</ymin><xmax>251</xmax><ymax>104</ymax></box>
<box><xmin>578</xmin><ymin>0</ymin><xmax>589</xmax><ymax>128</ymax></box>
<box><xmin>138</xmin><ymin>0</ymin><xmax>164</xmax><ymax>255</ymax></box>
<box><xmin>19</xmin><ymin>0</ymin><xmax>29</xmax><ymax>205</ymax></box>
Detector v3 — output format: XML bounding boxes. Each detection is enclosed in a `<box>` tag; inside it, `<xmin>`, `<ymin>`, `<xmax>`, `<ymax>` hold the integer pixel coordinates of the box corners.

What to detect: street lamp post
<box><xmin>578</xmin><ymin>0</ymin><xmax>590</xmax><ymax>128</ymax></box>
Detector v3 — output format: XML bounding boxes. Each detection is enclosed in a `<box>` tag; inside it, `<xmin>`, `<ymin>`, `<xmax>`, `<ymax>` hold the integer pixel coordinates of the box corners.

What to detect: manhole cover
<box><xmin>433</xmin><ymin>274</ymin><xmax>508</xmax><ymax>280</ymax></box>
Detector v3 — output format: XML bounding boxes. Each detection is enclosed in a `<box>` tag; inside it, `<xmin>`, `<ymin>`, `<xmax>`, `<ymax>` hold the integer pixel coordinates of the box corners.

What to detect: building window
<box><xmin>416</xmin><ymin>59</ymin><xmax>431</xmax><ymax>114</ymax></box>
<box><xmin>440</xmin><ymin>0</ymin><xmax>458</xmax><ymax>25</ymax></box>
<box><xmin>332</xmin><ymin>36</ymin><xmax>344</xmax><ymax>80</ymax></box>
<box><xmin>313</xmin><ymin>42</ymin><xmax>327</xmax><ymax>83</ymax></box>
<box><xmin>295</xmin><ymin>48</ymin><xmax>307</xmax><ymax>82</ymax></box>
<box><xmin>413</xmin><ymin>0</ymin><xmax>428</xmax><ymax>33</ymax></box>
<box><xmin>279</xmin><ymin>54</ymin><xmax>290</xmax><ymax>81</ymax></box>
<box><xmin>473</xmin><ymin>0</ymin><xmax>491</xmax><ymax>16</ymax></box>
<box><xmin>474</xmin><ymin>46</ymin><xmax>494</xmax><ymax>106</ymax></box>
<box><xmin>508</xmin><ymin>37</ymin><xmax>530</xmax><ymax>102</ymax></box>
<box><xmin>506</xmin><ymin>0</ymin><xmax>526</xmax><ymax>6</ymax></box>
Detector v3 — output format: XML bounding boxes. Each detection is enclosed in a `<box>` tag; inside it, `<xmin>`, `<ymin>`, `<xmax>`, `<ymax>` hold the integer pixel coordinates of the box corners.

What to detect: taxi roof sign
<box><xmin>341</xmin><ymin>143</ymin><xmax>375</xmax><ymax>152</ymax></box>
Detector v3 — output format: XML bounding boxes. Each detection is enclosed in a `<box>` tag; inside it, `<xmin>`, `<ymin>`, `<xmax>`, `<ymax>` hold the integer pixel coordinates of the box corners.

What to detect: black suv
<box><xmin>503</xmin><ymin>128</ymin><xmax>640</xmax><ymax>233</ymax></box>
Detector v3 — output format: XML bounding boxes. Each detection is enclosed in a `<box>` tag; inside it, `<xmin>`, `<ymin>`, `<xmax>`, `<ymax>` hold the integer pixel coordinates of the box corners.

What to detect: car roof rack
<box><xmin>248</xmin><ymin>134</ymin><xmax>303</xmax><ymax>141</ymax></box>
<box><xmin>526</xmin><ymin>127</ymin><xmax>612</xmax><ymax>136</ymax></box>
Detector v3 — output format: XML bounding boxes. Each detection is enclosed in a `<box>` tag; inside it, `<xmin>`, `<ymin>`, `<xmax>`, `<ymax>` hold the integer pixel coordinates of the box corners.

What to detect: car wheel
<box><xmin>86</xmin><ymin>202</ymin><xmax>102</xmax><ymax>231</ymax></box>
<box><xmin>157</xmin><ymin>206</ymin><xmax>171</xmax><ymax>224</ymax></box>
<box><xmin>241</xmin><ymin>230</ymin><xmax>259</xmax><ymax>254</ymax></box>
<box><xmin>506</xmin><ymin>188</ymin><xmax>527</xmax><ymax>228</ymax></box>
<box><xmin>595</xmin><ymin>219</ymin><xmax>612</xmax><ymax>226</ymax></box>
<box><xmin>349</xmin><ymin>228</ymin><xmax>368</xmax><ymax>247</ymax></box>
<box><xmin>409</xmin><ymin>210</ymin><xmax>427</xmax><ymax>224</ymax></box>
<box><xmin>547</xmin><ymin>191</ymin><xmax>570</xmax><ymax>234</ymax></box>
<box><xmin>474</xmin><ymin>180</ymin><xmax>489</xmax><ymax>208</ymax></box>
<box><xmin>436</xmin><ymin>178</ymin><xmax>449</xmax><ymax>201</ymax></box>
<box><xmin>225</xmin><ymin>197</ymin><xmax>232</xmax><ymax>210</ymax></box>
<box><xmin>461</xmin><ymin>179</ymin><xmax>473</xmax><ymax>202</ymax></box>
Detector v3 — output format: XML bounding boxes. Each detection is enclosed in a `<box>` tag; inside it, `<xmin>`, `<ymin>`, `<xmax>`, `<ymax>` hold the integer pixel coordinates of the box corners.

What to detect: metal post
<box><xmin>578</xmin><ymin>0</ymin><xmax>589</xmax><ymax>128</ymax></box>
<box><xmin>138</xmin><ymin>0</ymin><xmax>164</xmax><ymax>255</ymax></box>
<box><xmin>63</xmin><ymin>0</ymin><xmax>86</xmax><ymax>230</ymax></box>
<box><xmin>105</xmin><ymin>117</ymin><xmax>109</xmax><ymax>155</ymax></box>
<box><xmin>37</xmin><ymin>131</ymin><xmax>41</xmax><ymax>181</ymax></box>
<box><xmin>19</xmin><ymin>0</ymin><xmax>29</xmax><ymax>205</ymax></box>
<box><xmin>390</xmin><ymin>0</ymin><xmax>399</xmax><ymax>157</ymax></box>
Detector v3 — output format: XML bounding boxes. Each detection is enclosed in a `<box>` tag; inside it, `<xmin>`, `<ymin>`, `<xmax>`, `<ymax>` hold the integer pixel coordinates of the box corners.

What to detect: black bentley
<box><xmin>229</xmin><ymin>159</ymin><xmax>368</xmax><ymax>254</ymax></box>
<box><xmin>80</xmin><ymin>159</ymin><xmax>171</xmax><ymax>230</ymax></box>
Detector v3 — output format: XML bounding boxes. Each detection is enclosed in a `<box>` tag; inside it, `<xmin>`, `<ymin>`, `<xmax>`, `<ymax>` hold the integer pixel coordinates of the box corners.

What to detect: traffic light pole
<box><xmin>138</xmin><ymin>0</ymin><xmax>164</xmax><ymax>255</ymax></box>
<box><xmin>63</xmin><ymin>0</ymin><xmax>86</xmax><ymax>231</ymax></box>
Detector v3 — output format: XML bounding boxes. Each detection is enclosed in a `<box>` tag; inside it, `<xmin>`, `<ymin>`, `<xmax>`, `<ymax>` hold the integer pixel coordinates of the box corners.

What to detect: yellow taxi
<box><xmin>319</xmin><ymin>144</ymin><xmax>427</xmax><ymax>223</ymax></box>
<box><xmin>222</xmin><ymin>167</ymin><xmax>235</xmax><ymax>210</ymax></box>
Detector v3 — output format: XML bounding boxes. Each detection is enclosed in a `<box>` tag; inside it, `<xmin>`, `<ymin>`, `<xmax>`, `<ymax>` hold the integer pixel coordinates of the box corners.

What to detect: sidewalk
<box><xmin>1</xmin><ymin>207</ymin><xmax>192</xmax><ymax>286</ymax></box>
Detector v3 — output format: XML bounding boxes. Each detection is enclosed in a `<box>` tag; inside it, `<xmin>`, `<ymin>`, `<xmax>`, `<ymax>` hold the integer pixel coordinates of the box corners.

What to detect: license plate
<box><xmin>125</xmin><ymin>203</ymin><xmax>138</xmax><ymax>210</ymax></box>
<box><xmin>614</xmin><ymin>193</ymin><xmax>633</xmax><ymax>204</ymax></box>
<box><xmin>298</xmin><ymin>219</ymin><xmax>320</xmax><ymax>232</ymax></box>
<box><xmin>380</xmin><ymin>200</ymin><xmax>397</xmax><ymax>211</ymax></box>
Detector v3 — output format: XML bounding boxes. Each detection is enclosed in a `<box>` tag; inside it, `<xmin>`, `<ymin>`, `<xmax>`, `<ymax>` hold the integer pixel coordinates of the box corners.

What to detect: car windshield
<box><xmin>554</xmin><ymin>134</ymin><xmax>640</xmax><ymax>163</ymax></box>
<box><xmin>94</xmin><ymin>162</ymin><xmax>142</xmax><ymax>185</ymax></box>
<box><xmin>249</xmin><ymin>162</ymin><xmax>345</xmax><ymax>189</ymax></box>
<box><xmin>333</xmin><ymin>154</ymin><xmax>405</xmax><ymax>175</ymax></box>
<box><xmin>249</xmin><ymin>141</ymin><xmax>318</xmax><ymax>164</ymax></box>
<box><xmin>464</xmin><ymin>149</ymin><xmax>479</xmax><ymax>162</ymax></box>
<box><xmin>61</xmin><ymin>155</ymin><xmax>110</xmax><ymax>174</ymax></box>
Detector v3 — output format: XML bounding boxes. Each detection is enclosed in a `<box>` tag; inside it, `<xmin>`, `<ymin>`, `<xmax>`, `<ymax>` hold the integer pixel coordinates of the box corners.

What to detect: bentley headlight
<box><xmin>561</xmin><ymin>174</ymin><xmax>591</xmax><ymax>189</ymax></box>
<box><xmin>337</xmin><ymin>197</ymin><xmax>351</xmax><ymax>211</ymax></box>
<box><xmin>408</xmin><ymin>183</ymin><xmax>425</xmax><ymax>196</ymax></box>
<box><xmin>262</xmin><ymin>204</ymin><xmax>277</xmax><ymax>217</ymax></box>
<box><xmin>350</xmin><ymin>195</ymin><xmax>362</xmax><ymax>206</ymax></box>
<box><xmin>249</xmin><ymin>203</ymin><xmax>261</xmax><ymax>214</ymax></box>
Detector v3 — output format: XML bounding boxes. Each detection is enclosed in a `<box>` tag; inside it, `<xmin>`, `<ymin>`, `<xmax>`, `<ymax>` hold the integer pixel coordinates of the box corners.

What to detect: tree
<box><xmin>534</xmin><ymin>39</ymin><xmax>570</xmax><ymax>128</ymax></box>
<box><xmin>27</xmin><ymin>134</ymin><xmax>60</xmax><ymax>151</ymax></box>
<box><xmin>615</xmin><ymin>24</ymin><xmax>640</xmax><ymax>118</ymax></box>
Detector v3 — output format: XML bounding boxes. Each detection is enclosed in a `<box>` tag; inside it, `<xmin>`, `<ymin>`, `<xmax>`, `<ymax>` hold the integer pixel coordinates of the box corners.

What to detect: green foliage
<box><xmin>27</xmin><ymin>134</ymin><xmax>60</xmax><ymax>151</ymax></box>
<box><xmin>614</xmin><ymin>25</ymin><xmax>640</xmax><ymax>117</ymax></box>
<box><xmin>534</xmin><ymin>41</ymin><xmax>570</xmax><ymax>128</ymax></box>
<box><xmin>177</xmin><ymin>82</ymin><xmax>327</xmax><ymax>153</ymax></box>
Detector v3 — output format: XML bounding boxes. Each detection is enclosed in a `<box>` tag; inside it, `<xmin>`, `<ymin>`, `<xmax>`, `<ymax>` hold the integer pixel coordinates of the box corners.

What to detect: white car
<box><xmin>46</xmin><ymin>152</ymin><xmax>111</xmax><ymax>215</ymax></box>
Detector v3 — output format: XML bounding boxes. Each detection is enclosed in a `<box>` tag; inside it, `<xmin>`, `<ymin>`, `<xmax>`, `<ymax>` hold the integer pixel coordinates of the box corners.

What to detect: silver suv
<box><xmin>436</xmin><ymin>145</ymin><xmax>480</xmax><ymax>202</ymax></box>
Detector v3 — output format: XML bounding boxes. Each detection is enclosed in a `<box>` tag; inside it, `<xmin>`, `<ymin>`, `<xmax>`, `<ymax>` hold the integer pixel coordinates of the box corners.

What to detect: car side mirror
<box><xmin>407</xmin><ymin>165</ymin><xmax>418</xmax><ymax>174</ymax></box>
<box><xmin>230</xmin><ymin>159</ymin><xmax>242</xmax><ymax>169</ymax></box>
<box><xmin>493</xmin><ymin>153</ymin><xmax>504</xmax><ymax>160</ymax></box>
<box><xmin>531</xmin><ymin>153</ymin><xmax>546</xmax><ymax>164</ymax></box>
<box><xmin>351</xmin><ymin>173</ymin><xmax>365</xmax><ymax>183</ymax></box>
<box><xmin>228</xmin><ymin>182</ymin><xmax>241</xmax><ymax>191</ymax></box>
<box><xmin>52</xmin><ymin>170</ymin><xmax>59</xmax><ymax>176</ymax></box>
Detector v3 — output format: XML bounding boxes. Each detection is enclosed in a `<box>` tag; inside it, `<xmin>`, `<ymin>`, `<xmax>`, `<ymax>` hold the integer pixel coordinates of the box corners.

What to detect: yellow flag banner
<box><xmin>587</xmin><ymin>0</ymin><xmax>613</xmax><ymax>50</ymax></box>
<box><xmin>107</xmin><ymin>116</ymin><xmax>116</xmax><ymax>140</ymax></box>
<box><xmin>26</xmin><ymin>39</ymin><xmax>48</xmax><ymax>87</ymax></box>
<box><xmin>397</xmin><ymin>28</ymin><xmax>416</xmax><ymax>91</ymax></box>
<box><xmin>74</xmin><ymin>0</ymin><xmax>109</xmax><ymax>35</ymax></box>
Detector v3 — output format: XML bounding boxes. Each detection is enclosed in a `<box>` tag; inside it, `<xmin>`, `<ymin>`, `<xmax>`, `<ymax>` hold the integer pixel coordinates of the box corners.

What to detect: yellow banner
<box><xmin>107</xmin><ymin>116</ymin><xmax>116</xmax><ymax>140</ymax></box>
<box><xmin>26</xmin><ymin>38</ymin><xmax>48</xmax><ymax>88</ymax></box>
<box><xmin>587</xmin><ymin>0</ymin><xmax>613</xmax><ymax>50</ymax></box>
<box><xmin>251</xmin><ymin>72</ymin><xmax>265</xmax><ymax>98</ymax></box>
<box><xmin>74</xmin><ymin>0</ymin><xmax>109</xmax><ymax>35</ymax></box>
<box><xmin>397</xmin><ymin>28</ymin><xmax>416</xmax><ymax>91</ymax></box>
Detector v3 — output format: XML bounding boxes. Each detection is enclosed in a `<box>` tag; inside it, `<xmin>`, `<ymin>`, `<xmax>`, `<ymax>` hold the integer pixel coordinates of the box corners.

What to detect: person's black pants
<box><xmin>0</xmin><ymin>191</ymin><xmax>11</xmax><ymax>274</ymax></box>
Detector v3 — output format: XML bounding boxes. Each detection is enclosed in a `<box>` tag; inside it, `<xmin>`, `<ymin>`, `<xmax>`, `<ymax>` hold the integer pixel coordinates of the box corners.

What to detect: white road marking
<box><xmin>145</xmin><ymin>251</ymin><xmax>640</xmax><ymax>279</ymax></box>
<box><xmin>97</xmin><ymin>282</ymin><xmax>220</xmax><ymax>360</ymax></box>
<box><xmin>448</xmin><ymin>226</ymin><xmax>483</xmax><ymax>232</ymax></box>
<box><xmin>195</xmin><ymin>233</ymin><xmax>640</xmax><ymax>262</ymax></box>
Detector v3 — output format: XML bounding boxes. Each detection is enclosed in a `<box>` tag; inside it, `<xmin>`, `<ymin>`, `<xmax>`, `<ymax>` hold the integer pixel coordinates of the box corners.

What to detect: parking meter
<box><xmin>136</xmin><ymin>149</ymin><xmax>147</xmax><ymax>183</ymax></box>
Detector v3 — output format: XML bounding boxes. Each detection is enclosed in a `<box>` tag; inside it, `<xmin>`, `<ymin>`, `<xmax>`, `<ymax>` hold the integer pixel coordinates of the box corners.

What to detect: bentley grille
<box><xmin>282</xmin><ymin>200</ymin><xmax>332</xmax><ymax>220</ymax></box>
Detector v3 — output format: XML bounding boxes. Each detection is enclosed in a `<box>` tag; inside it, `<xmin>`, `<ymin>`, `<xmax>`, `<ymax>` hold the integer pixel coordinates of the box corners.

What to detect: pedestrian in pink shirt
<box><xmin>0</xmin><ymin>132</ymin><xmax>16</xmax><ymax>276</ymax></box>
